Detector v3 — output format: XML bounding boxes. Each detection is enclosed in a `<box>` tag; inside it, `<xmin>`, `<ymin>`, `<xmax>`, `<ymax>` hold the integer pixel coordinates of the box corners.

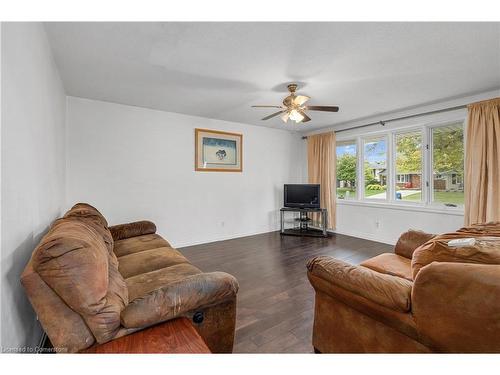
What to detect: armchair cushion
<box><xmin>360</xmin><ymin>253</ymin><xmax>413</xmax><ymax>281</ymax></box>
<box><xmin>411</xmin><ymin>223</ymin><xmax>500</xmax><ymax>279</ymax></box>
<box><xmin>394</xmin><ymin>229</ymin><xmax>435</xmax><ymax>259</ymax></box>
<box><xmin>109</xmin><ymin>220</ymin><xmax>157</xmax><ymax>241</ymax></box>
<box><xmin>121</xmin><ymin>271</ymin><xmax>239</xmax><ymax>328</ymax></box>
<box><xmin>458</xmin><ymin>221</ymin><xmax>500</xmax><ymax>236</ymax></box>
<box><xmin>307</xmin><ymin>256</ymin><xmax>412</xmax><ymax>313</ymax></box>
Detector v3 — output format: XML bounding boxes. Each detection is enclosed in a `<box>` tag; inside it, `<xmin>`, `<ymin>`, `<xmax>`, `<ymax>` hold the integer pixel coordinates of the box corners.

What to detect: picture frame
<box><xmin>195</xmin><ymin>128</ymin><xmax>243</xmax><ymax>172</ymax></box>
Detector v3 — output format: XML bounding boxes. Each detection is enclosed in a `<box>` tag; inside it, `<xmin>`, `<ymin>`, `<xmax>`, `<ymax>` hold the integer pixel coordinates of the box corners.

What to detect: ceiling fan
<box><xmin>252</xmin><ymin>83</ymin><xmax>339</xmax><ymax>124</ymax></box>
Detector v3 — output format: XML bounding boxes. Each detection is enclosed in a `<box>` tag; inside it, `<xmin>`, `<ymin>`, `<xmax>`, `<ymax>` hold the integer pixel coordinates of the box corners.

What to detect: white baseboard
<box><xmin>331</xmin><ymin>228</ymin><xmax>396</xmax><ymax>245</ymax></box>
<box><xmin>174</xmin><ymin>225</ymin><xmax>396</xmax><ymax>249</ymax></box>
<box><xmin>174</xmin><ymin>227</ymin><xmax>280</xmax><ymax>249</ymax></box>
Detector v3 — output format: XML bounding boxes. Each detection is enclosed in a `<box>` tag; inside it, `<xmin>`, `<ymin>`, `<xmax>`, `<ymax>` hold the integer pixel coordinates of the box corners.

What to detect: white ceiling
<box><xmin>44</xmin><ymin>22</ymin><xmax>500</xmax><ymax>132</ymax></box>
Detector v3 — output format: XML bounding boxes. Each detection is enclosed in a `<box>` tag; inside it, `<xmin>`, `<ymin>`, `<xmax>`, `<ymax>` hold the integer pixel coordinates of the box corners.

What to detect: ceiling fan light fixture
<box><xmin>281</xmin><ymin>112</ymin><xmax>290</xmax><ymax>123</ymax></box>
<box><xmin>289</xmin><ymin>109</ymin><xmax>304</xmax><ymax>123</ymax></box>
<box><xmin>252</xmin><ymin>83</ymin><xmax>340</xmax><ymax>124</ymax></box>
<box><xmin>293</xmin><ymin>95</ymin><xmax>310</xmax><ymax>106</ymax></box>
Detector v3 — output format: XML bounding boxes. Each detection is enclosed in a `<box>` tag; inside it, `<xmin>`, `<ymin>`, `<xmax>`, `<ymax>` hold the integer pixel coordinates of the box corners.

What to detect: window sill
<box><xmin>336</xmin><ymin>199</ymin><xmax>464</xmax><ymax>216</ymax></box>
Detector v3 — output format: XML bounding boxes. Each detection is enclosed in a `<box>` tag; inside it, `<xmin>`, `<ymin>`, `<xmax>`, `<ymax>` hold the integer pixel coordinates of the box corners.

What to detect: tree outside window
<box><xmin>336</xmin><ymin>141</ymin><xmax>357</xmax><ymax>200</ymax></box>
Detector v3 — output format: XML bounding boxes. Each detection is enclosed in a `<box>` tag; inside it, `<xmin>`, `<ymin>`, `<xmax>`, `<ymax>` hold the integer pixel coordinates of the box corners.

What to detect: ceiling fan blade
<box><xmin>293</xmin><ymin>95</ymin><xmax>310</xmax><ymax>106</ymax></box>
<box><xmin>298</xmin><ymin>110</ymin><xmax>311</xmax><ymax>123</ymax></box>
<box><xmin>252</xmin><ymin>105</ymin><xmax>283</xmax><ymax>108</ymax></box>
<box><xmin>261</xmin><ymin>111</ymin><xmax>284</xmax><ymax>121</ymax></box>
<box><xmin>306</xmin><ymin>105</ymin><xmax>339</xmax><ymax>112</ymax></box>
<box><xmin>281</xmin><ymin>112</ymin><xmax>290</xmax><ymax>123</ymax></box>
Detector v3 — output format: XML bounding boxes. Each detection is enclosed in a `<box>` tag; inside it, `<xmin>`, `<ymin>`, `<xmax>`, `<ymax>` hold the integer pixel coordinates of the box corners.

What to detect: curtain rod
<box><xmin>301</xmin><ymin>104</ymin><xmax>467</xmax><ymax>139</ymax></box>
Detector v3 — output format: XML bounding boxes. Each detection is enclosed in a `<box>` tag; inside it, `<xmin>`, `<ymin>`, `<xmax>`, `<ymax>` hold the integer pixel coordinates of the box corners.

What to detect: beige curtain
<box><xmin>464</xmin><ymin>98</ymin><xmax>500</xmax><ymax>226</ymax></box>
<box><xmin>307</xmin><ymin>131</ymin><xmax>336</xmax><ymax>229</ymax></box>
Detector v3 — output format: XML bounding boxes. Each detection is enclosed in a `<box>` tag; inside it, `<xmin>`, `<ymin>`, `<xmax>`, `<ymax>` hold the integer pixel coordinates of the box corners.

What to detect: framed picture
<box><xmin>195</xmin><ymin>128</ymin><xmax>243</xmax><ymax>172</ymax></box>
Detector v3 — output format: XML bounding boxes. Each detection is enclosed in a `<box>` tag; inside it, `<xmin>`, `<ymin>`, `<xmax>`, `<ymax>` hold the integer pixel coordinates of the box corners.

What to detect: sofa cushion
<box><xmin>118</xmin><ymin>247</ymin><xmax>190</xmax><ymax>279</ymax></box>
<box><xmin>63</xmin><ymin>204</ymin><xmax>114</xmax><ymax>254</ymax></box>
<box><xmin>121</xmin><ymin>271</ymin><xmax>239</xmax><ymax>329</ymax></box>
<box><xmin>65</xmin><ymin>202</ymin><xmax>109</xmax><ymax>227</ymax></box>
<box><xmin>109</xmin><ymin>220</ymin><xmax>157</xmax><ymax>241</ymax></box>
<box><xmin>411</xmin><ymin>222</ymin><xmax>500</xmax><ymax>279</ymax></box>
<box><xmin>126</xmin><ymin>263</ymin><xmax>203</xmax><ymax>301</ymax></box>
<box><xmin>33</xmin><ymin>219</ymin><xmax>128</xmax><ymax>343</ymax></box>
<box><xmin>113</xmin><ymin>233</ymin><xmax>170</xmax><ymax>258</ymax></box>
<box><xmin>361</xmin><ymin>253</ymin><xmax>413</xmax><ymax>281</ymax></box>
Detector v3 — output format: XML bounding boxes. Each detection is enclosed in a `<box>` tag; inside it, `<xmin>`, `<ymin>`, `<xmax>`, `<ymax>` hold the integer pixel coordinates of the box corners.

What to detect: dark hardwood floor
<box><xmin>180</xmin><ymin>231</ymin><xmax>392</xmax><ymax>353</ymax></box>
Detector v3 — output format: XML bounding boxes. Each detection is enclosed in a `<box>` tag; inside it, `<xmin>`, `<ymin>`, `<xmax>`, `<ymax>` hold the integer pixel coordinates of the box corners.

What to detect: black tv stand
<box><xmin>280</xmin><ymin>207</ymin><xmax>328</xmax><ymax>238</ymax></box>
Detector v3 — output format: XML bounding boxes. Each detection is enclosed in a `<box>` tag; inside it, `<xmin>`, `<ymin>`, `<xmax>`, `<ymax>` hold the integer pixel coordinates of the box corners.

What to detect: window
<box><xmin>336</xmin><ymin>140</ymin><xmax>357</xmax><ymax>200</ymax></box>
<box><xmin>334</xmin><ymin>119</ymin><xmax>465</xmax><ymax>212</ymax></box>
<box><xmin>394</xmin><ymin>130</ymin><xmax>423</xmax><ymax>202</ymax></box>
<box><xmin>397</xmin><ymin>174</ymin><xmax>410</xmax><ymax>183</ymax></box>
<box><xmin>363</xmin><ymin>137</ymin><xmax>387</xmax><ymax>200</ymax></box>
<box><xmin>431</xmin><ymin>123</ymin><xmax>464</xmax><ymax>207</ymax></box>
<box><xmin>451</xmin><ymin>173</ymin><xmax>463</xmax><ymax>185</ymax></box>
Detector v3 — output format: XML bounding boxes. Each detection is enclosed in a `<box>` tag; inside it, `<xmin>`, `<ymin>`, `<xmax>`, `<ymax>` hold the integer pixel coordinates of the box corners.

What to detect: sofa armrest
<box><xmin>412</xmin><ymin>262</ymin><xmax>500</xmax><ymax>352</ymax></box>
<box><xmin>109</xmin><ymin>220</ymin><xmax>156</xmax><ymax>241</ymax></box>
<box><xmin>120</xmin><ymin>272</ymin><xmax>239</xmax><ymax>328</ymax></box>
<box><xmin>307</xmin><ymin>256</ymin><xmax>412</xmax><ymax>312</ymax></box>
<box><xmin>394</xmin><ymin>230</ymin><xmax>435</xmax><ymax>259</ymax></box>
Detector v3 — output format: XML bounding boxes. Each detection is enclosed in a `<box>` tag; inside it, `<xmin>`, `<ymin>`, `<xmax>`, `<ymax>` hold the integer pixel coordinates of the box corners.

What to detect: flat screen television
<box><xmin>284</xmin><ymin>184</ymin><xmax>320</xmax><ymax>208</ymax></box>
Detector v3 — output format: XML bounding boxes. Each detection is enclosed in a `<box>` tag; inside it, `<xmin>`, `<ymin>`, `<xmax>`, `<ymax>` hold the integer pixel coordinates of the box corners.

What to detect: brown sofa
<box><xmin>21</xmin><ymin>203</ymin><xmax>239</xmax><ymax>353</ymax></box>
<box><xmin>307</xmin><ymin>222</ymin><xmax>500</xmax><ymax>353</ymax></box>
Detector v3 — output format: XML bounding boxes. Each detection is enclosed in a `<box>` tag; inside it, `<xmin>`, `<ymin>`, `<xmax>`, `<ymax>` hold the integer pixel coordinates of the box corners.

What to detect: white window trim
<box><xmin>335</xmin><ymin>114</ymin><xmax>466</xmax><ymax>214</ymax></box>
<box><xmin>336</xmin><ymin>199</ymin><xmax>464</xmax><ymax>216</ymax></box>
<box><xmin>361</xmin><ymin>135</ymin><xmax>390</xmax><ymax>202</ymax></box>
<box><xmin>335</xmin><ymin>139</ymin><xmax>358</xmax><ymax>201</ymax></box>
<box><xmin>392</xmin><ymin>128</ymin><xmax>424</xmax><ymax>206</ymax></box>
<box><xmin>428</xmin><ymin>120</ymin><xmax>466</xmax><ymax>208</ymax></box>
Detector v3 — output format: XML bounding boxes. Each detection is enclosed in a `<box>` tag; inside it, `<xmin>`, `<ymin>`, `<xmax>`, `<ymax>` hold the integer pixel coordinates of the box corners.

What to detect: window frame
<box><xmin>361</xmin><ymin>135</ymin><xmax>390</xmax><ymax>202</ymax></box>
<box><xmin>334</xmin><ymin>116</ymin><xmax>465</xmax><ymax>214</ymax></box>
<box><xmin>392</xmin><ymin>128</ymin><xmax>425</xmax><ymax>205</ymax></box>
<box><xmin>428</xmin><ymin>121</ymin><xmax>466</xmax><ymax>208</ymax></box>
<box><xmin>396</xmin><ymin>174</ymin><xmax>410</xmax><ymax>183</ymax></box>
<box><xmin>335</xmin><ymin>139</ymin><xmax>358</xmax><ymax>201</ymax></box>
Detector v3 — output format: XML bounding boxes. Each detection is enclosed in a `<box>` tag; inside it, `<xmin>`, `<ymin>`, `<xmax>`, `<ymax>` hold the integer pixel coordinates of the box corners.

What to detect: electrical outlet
<box><xmin>221</xmin><ymin>221</ymin><xmax>225</xmax><ymax>227</ymax></box>
<box><xmin>375</xmin><ymin>221</ymin><xmax>380</xmax><ymax>228</ymax></box>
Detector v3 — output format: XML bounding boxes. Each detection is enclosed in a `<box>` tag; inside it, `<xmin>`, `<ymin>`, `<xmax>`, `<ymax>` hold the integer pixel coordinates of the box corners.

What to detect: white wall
<box><xmin>306</xmin><ymin>89</ymin><xmax>500</xmax><ymax>244</ymax></box>
<box><xmin>1</xmin><ymin>23</ymin><xmax>67</xmax><ymax>350</ymax></box>
<box><xmin>335</xmin><ymin>203</ymin><xmax>464</xmax><ymax>245</ymax></box>
<box><xmin>66</xmin><ymin>97</ymin><xmax>305</xmax><ymax>248</ymax></box>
